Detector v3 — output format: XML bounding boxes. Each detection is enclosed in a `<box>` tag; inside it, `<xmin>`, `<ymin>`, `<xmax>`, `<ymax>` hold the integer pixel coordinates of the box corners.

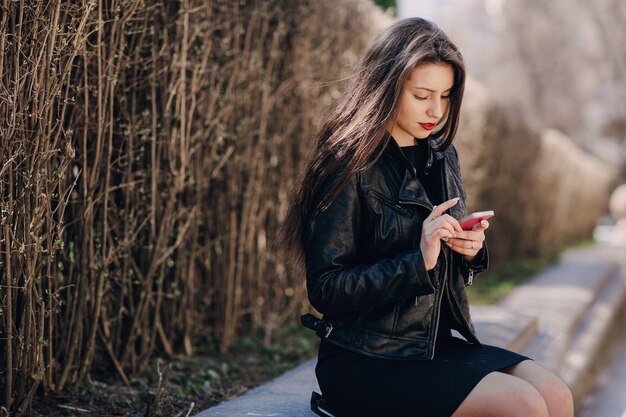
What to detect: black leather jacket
<box><xmin>303</xmin><ymin>138</ymin><xmax>489</xmax><ymax>360</ymax></box>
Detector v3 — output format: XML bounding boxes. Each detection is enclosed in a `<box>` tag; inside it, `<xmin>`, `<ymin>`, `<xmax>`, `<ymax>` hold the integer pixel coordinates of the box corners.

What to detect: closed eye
<box><xmin>414</xmin><ymin>95</ymin><xmax>451</xmax><ymax>100</ymax></box>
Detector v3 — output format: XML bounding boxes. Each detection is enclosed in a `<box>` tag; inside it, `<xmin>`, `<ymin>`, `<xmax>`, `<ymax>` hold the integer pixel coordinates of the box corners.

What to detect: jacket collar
<box><xmin>383</xmin><ymin>133</ymin><xmax>445</xmax><ymax>173</ymax></box>
<box><xmin>382</xmin><ymin>133</ymin><xmax>447</xmax><ymax>207</ymax></box>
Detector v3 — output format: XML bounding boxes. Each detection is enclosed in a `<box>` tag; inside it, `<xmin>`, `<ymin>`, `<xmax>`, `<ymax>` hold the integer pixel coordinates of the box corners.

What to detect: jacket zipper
<box><xmin>397</xmin><ymin>200</ymin><xmax>432</xmax><ymax>211</ymax></box>
<box><xmin>429</xmin><ymin>248</ymin><xmax>448</xmax><ymax>359</ymax></box>
<box><xmin>449</xmin><ymin>273</ymin><xmax>481</xmax><ymax>344</ymax></box>
<box><xmin>427</xmin><ymin>157</ymin><xmax>451</xmax><ymax>357</ymax></box>
<box><xmin>468</xmin><ymin>268</ymin><xmax>474</xmax><ymax>285</ymax></box>
<box><xmin>396</xmin><ymin>156</ymin><xmax>438</xmax><ymax>334</ymax></box>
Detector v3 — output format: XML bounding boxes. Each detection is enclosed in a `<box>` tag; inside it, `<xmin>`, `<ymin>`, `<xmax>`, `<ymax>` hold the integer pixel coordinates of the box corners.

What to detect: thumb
<box><xmin>472</xmin><ymin>220</ymin><xmax>490</xmax><ymax>231</ymax></box>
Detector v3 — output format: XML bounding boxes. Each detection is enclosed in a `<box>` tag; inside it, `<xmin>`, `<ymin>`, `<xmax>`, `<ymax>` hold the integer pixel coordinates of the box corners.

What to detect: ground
<box><xmin>27</xmin><ymin>326</ymin><xmax>319</xmax><ymax>417</ymax></box>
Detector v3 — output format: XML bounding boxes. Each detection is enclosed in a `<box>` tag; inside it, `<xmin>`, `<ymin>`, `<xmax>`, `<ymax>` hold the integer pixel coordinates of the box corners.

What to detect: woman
<box><xmin>277</xmin><ymin>18</ymin><xmax>573</xmax><ymax>417</ymax></box>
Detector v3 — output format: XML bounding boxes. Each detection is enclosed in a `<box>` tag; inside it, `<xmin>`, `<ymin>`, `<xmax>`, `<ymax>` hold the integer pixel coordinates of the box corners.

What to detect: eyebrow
<box><xmin>412</xmin><ymin>86</ymin><xmax>453</xmax><ymax>92</ymax></box>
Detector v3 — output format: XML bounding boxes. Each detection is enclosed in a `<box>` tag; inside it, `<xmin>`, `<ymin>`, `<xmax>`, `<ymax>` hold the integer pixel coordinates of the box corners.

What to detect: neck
<box><xmin>387</xmin><ymin>127</ymin><xmax>414</xmax><ymax>147</ymax></box>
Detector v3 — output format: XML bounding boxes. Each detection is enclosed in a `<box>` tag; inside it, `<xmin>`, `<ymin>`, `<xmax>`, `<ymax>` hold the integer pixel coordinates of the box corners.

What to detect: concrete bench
<box><xmin>195</xmin><ymin>246</ymin><xmax>626</xmax><ymax>416</ymax></box>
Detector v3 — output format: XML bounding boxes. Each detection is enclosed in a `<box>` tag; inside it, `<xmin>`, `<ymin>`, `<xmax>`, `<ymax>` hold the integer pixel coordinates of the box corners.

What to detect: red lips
<box><xmin>419</xmin><ymin>123</ymin><xmax>436</xmax><ymax>130</ymax></box>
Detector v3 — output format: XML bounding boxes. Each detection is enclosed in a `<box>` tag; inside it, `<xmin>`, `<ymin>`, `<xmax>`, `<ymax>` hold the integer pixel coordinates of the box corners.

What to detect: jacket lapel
<box><xmin>383</xmin><ymin>137</ymin><xmax>466</xmax><ymax>218</ymax></box>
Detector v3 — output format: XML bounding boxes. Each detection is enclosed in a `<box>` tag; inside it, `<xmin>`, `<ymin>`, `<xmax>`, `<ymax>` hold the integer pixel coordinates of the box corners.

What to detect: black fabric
<box><xmin>314</xmin><ymin>140</ymin><xmax>528</xmax><ymax>417</ymax></box>
<box><xmin>401</xmin><ymin>141</ymin><xmax>455</xmax><ymax>345</ymax></box>
<box><xmin>401</xmin><ymin>139</ymin><xmax>441</xmax><ymax>205</ymax></box>
<box><xmin>316</xmin><ymin>338</ymin><xmax>529</xmax><ymax>417</ymax></box>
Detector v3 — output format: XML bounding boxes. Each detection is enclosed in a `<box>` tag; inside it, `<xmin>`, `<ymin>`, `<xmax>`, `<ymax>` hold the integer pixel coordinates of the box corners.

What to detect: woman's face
<box><xmin>388</xmin><ymin>63</ymin><xmax>454</xmax><ymax>146</ymax></box>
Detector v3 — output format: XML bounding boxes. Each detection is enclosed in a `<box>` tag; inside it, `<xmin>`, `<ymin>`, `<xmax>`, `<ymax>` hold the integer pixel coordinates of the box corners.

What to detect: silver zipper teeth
<box><xmin>430</xmin><ymin>162</ymin><xmax>450</xmax><ymax>359</ymax></box>
<box><xmin>398</xmin><ymin>176</ymin><xmax>451</xmax><ymax>356</ymax></box>
<box><xmin>468</xmin><ymin>268</ymin><xmax>474</xmax><ymax>285</ymax></box>
<box><xmin>449</xmin><ymin>281</ymin><xmax>480</xmax><ymax>343</ymax></box>
<box><xmin>398</xmin><ymin>200</ymin><xmax>432</xmax><ymax>210</ymax></box>
<box><xmin>429</xmin><ymin>248</ymin><xmax>448</xmax><ymax>359</ymax></box>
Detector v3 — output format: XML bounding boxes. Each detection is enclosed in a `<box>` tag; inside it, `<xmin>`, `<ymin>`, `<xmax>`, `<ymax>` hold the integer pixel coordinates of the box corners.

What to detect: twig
<box><xmin>57</xmin><ymin>404</ymin><xmax>91</xmax><ymax>413</ymax></box>
<box><xmin>148</xmin><ymin>360</ymin><xmax>172</xmax><ymax>416</ymax></box>
<box><xmin>184</xmin><ymin>402</ymin><xmax>195</xmax><ymax>417</ymax></box>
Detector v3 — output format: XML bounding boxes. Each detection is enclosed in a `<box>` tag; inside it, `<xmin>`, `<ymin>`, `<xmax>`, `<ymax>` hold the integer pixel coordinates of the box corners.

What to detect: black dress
<box><xmin>315</xmin><ymin>140</ymin><xmax>529</xmax><ymax>417</ymax></box>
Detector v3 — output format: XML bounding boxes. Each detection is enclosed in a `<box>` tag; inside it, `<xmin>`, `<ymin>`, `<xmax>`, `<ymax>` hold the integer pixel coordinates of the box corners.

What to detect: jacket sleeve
<box><xmin>447</xmin><ymin>145</ymin><xmax>490</xmax><ymax>282</ymax></box>
<box><xmin>303</xmin><ymin>171</ymin><xmax>438</xmax><ymax>315</ymax></box>
<box><xmin>460</xmin><ymin>243</ymin><xmax>489</xmax><ymax>284</ymax></box>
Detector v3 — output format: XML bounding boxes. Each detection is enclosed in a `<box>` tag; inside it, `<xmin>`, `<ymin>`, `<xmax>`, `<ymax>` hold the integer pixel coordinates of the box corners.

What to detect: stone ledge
<box><xmin>558</xmin><ymin>262</ymin><xmax>626</xmax><ymax>408</ymax></box>
<box><xmin>470</xmin><ymin>305</ymin><xmax>538</xmax><ymax>352</ymax></box>
<box><xmin>195</xmin><ymin>358</ymin><xmax>318</xmax><ymax>417</ymax></box>
<box><xmin>503</xmin><ymin>249</ymin><xmax>620</xmax><ymax>372</ymax></box>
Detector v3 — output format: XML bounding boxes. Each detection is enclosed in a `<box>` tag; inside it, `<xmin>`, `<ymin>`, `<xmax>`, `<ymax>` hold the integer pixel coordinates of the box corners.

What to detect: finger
<box><xmin>429</xmin><ymin>228</ymin><xmax>454</xmax><ymax>243</ymax></box>
<box><xmin>440</xmin><ymin>214</ymin><xmax>463</xmax><ymax>233</ymax></box>
<box><xmin>429</xmin><ymin>217</ymin><xmax>458</xmax><ymax>237</ymax></box>
<box><xmin>472</xmin><ymin>220</ymin><xmax>490</xmax><ymax>231</ymax></box>
<box><xmin>431</xmin><ymin>198</ymin><xmax>459</xmax><ymax>219</ymax></box>
<box><xmin>445</xmin><ymin>240</ymin><xmax>479</xmax><ymax>255</ymax></box>
<box><xmin>427</xmin><ymin>215</ymin><xmax>461</xmax><ymax>234</ymax></box>
<box><xmin>447</xmin><ymin>239</ymin><xmax>484</xmax><ymax>254</ymax></box>
<box><xmin>447</xmin><ymin>238</ymin><xmax>481</xmax><ymax>251</ymax></box>
<box><xmin>445</xmin><ymin>241</ymin><xmax>471</xmax><ymax>255</ymax></box>
<box><xmin>454</xmin><ymin>229</ymin><xmax>485</xmax><ymax>241</ymax></box>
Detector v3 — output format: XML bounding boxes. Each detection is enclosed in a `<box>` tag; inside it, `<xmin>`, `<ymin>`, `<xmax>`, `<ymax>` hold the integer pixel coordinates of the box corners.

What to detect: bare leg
<box><xmin>451</xmin><ymin>371</ymin><xmax>549</xmax><ymax>417</ymax></box>
<box><xmin>502</xmin><ymin>360</ymin><xmax>574</xmax><ymax>417</ymax></box>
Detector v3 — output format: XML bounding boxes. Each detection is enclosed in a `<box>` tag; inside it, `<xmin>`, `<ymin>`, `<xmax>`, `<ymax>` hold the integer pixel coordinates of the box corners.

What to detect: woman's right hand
<box><xmin>420</xmin><ymin>198</ymin><xmax>463</xmax><ymax>270</ymax></box>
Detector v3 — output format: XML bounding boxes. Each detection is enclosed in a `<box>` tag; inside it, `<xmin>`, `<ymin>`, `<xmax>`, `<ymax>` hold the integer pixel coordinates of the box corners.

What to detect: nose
<box><xmin>427</xmin><ymin>98</ymin><xmax>445</xmax><ymax>119</ymax></box>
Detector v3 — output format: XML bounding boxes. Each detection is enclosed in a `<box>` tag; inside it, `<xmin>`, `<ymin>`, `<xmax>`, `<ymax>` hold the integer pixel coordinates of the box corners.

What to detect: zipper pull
<box><xmin>415</xmin><ymin>296</ymin><xmax>418</xmax><ymax>306</ymax></box>
<box><xmin>468</xmin><ymin>269</ymin><xmax>474</xmax><ymax>285</ymax></box>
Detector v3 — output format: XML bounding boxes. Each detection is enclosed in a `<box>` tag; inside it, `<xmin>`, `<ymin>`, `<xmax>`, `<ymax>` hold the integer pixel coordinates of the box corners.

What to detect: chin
<box><xmin>413</xmin><ymin>132</ymin><xmax>431</xmax><ymax>139</ymax></box>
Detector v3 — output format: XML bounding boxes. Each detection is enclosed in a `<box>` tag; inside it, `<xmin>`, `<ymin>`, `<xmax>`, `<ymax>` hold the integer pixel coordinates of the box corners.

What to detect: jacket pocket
<box><xmin>355</xmin><ymin>302</ymin><xmax>398</xmax><ymax>335</ymax></box>
<box><xmin>395</xmin><ymin>295</ymin><xmax>435</xmax><ymax>337</ymax></box>
<box><xmin>365</xmin><ymin>188</ymin><xmax>414</xmax><ymax>217</ymax></box>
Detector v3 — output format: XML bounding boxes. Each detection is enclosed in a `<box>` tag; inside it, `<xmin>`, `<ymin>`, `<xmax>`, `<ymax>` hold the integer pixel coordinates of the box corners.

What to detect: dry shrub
<box><xmin>0</xmin><ymin>0</ymin><xmax>390</xmax><ymax>413</ymax></box>
<box><xmin>457</xmin><ymin>80</ymin><xmax>617</xmax><ymax>267</ymax></box>
<box><xmin>609</xmin><ymin>184</ymin><xmax>626</xmax><ymax>220</ymax></box>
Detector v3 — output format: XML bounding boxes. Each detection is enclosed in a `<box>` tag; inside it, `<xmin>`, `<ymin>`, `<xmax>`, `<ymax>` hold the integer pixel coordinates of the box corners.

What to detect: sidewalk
<box><xmin>195</xmin><ymin>243</ymin><xmax>626</xmax><ymax>417</ymax></box>
<box><xmin>579</xmin><ymin>330</ymin><xmax>626</xmax><ymax>417</ymax></box>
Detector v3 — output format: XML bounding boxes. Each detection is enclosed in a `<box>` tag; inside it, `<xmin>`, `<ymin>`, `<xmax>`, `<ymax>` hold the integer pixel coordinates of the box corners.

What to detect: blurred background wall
<box><xmin>399</xmin><ymin>0</ymin><xmax>626</xmax><ymax>168</ymax></box>
<box><xmin>399</xmin><ymin>0</ymin><xmax>624</xmax><ymax>264</ymax></box>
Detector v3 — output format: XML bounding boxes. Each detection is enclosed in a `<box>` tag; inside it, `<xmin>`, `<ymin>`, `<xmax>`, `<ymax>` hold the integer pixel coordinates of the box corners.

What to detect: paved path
<box><xmin>194</xmin><ymin>358</ymin><xmax>319</xmax><ymax>417</ymax></box>
<box><xmin>579</xmin><ymin>331</ymin><xmax>626</xmax><ymax>417</ymax></box>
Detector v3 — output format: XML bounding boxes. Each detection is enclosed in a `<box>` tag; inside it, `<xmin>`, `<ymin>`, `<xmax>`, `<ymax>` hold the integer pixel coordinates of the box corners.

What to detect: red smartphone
<box><xmin>459</xmin><ymin>210</ymin><xmax>494</xmax><ymax>230</ymax></box>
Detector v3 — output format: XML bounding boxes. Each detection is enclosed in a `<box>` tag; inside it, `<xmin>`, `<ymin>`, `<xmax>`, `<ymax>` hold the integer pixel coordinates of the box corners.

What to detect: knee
<box><xmin>537</xmin><ymin>376</ymin><xmax>574</xmax><ymax>415</ymax></box>
<box><xmin>510</xmin><ymin>386</ymin><xmax>550</xmax><ymax>417</ymax></box>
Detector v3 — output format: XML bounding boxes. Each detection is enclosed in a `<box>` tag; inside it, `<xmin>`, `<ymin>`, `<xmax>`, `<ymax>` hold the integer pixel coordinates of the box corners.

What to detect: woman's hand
<box><xmin>420</xmin><ymin>198</ymin><xmax>463</xmax><ymax>270</ymax></box>
<box><xmin>444</xmin><ymin>220</ymin><xmax>489</xmax><ymax>262</ymax></box>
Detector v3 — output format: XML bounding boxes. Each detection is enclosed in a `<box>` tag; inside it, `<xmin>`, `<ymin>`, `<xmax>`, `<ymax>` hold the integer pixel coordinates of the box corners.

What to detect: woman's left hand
<box><xmin>444</xmin><ymin>220</ymin><xmax>489</xmax><ymax>262</ymax></box>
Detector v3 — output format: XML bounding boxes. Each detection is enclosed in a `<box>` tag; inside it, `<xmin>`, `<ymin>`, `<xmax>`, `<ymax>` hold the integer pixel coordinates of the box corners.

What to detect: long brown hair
<box><xmin>275</xmin><ymin>17</ymin><xmax>466</xmax><ymax>264</ymax></box>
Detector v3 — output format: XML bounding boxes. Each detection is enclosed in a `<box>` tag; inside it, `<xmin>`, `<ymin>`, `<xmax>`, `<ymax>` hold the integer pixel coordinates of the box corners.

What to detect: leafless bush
<box><xmin>0</xmin><ymin>0</ymin><xmax>389</xmax><ymax>412</ymax></box>
<box><xmin>609</xmin><ymin>184</ymin><xmax>626</xmax><ymax>220</ymax></box>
